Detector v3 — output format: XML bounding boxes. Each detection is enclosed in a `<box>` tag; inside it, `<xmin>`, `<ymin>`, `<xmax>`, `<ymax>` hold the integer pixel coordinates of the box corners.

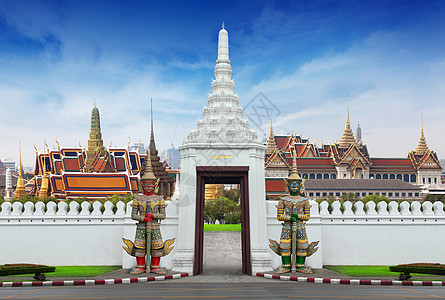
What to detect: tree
<box><xmin>220</xmin><ymin>188</ymin><xmax>240</xmax><ymax>203</ymax></box>
<box><xmin>424</xmin><ymin>194</ymin><xmax>445</xmax><ymax>202</ymax></box>
<box><xmin>361</xmin><ymin>194</ymin><xmax>388</xmax><ymax>204</ymax></box>
<box><xmin>204</xmin><ymin>196</ymin><xmax>240</xmax><ymax>224</ymax></box>
<box><xmin>342</xmin><ymin>192</ymin><xmax>358</xmax><ymax>202</ymax></box>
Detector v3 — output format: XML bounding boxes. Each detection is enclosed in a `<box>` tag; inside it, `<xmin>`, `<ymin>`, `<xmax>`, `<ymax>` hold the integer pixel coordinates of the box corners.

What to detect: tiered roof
<box><xmin>337</xmin><ymin>102</ymin><xmax>357</xmax><ymax>149</ymax></box>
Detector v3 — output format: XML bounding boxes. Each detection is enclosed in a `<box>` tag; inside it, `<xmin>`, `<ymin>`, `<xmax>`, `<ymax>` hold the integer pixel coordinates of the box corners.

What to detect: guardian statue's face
<box><xmin>141</xmin><ymin>179</ymin><xmax>156</xmax><ymax>196</ymax></box>
<box><xmin>287</xmin><ymin>179</ymin><xmax>301</xmax><ymax>196</ymax></box>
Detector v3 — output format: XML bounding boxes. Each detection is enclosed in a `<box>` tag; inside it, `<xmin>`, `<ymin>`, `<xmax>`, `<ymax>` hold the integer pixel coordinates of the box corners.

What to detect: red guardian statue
<box><xmin>122</xmin><ymin>155</ymin><xmax>175</xmax><ymax>274</ymax></box>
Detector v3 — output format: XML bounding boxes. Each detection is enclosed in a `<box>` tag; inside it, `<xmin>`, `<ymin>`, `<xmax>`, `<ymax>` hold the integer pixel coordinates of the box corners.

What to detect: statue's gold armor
<box><xmin>131</xmin><ymin>195</ymin><xmax>166</xmax><ymax>257</ymax></box>
<box><xmin>277</xmin><ymin>197</ymin><xmax>311</xmax><ymax>268</ymax></box>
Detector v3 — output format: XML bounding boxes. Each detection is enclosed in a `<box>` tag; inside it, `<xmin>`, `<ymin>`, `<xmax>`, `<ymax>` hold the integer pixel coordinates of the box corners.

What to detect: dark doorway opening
<box><xmin>194</xmin><ymin>166</ymin><xmax>251</xmax><ymax>275</ymax></box>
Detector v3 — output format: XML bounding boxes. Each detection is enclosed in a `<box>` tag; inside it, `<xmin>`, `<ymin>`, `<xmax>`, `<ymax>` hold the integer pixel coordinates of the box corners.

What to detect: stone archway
<box><xmin>171</xmin><ymin>25</ymin><xmax>273</xmax><ymax>275</ymax></box>
<box><xmin>194</xmin><ymin>166</ymin><xmax>251</xmax><ymax>275</ymax></box>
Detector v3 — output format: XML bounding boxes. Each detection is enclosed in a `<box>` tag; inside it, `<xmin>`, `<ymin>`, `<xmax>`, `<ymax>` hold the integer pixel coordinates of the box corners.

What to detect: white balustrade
<box><xmin>421</xmin><ymin>201</ymin><xmax>434</xmax><ymax>215</ymax></box>
<box><xmin>68</xmin><ymin>202</ymin><xmax>80</xmax><ymax>215</ymax></box>
<box><xmin>11</xmin><ymin>202</ymin><xmax>23</xmax><ymax>215</ymax></box>
<box><xmin>342</xmin><ymin>201</ymin><xmax>353</xmax><ymax>215</ymax></box>
<box><xmin>377</xmin><ymin>201</ymin><xmax>388</xmax><ymax>215</ymax></box>
<box><xmin>57</xmin><ymin>202</ymin><xmax>68</xmax><ymax>215</ymax></box>
<box><xmin>331</xmin><ymin>201</ymin><xmax>342</xmax><ymax>215</ymax></box>
<box><xmin>399</xmin><ymin>201</ymin><xmax>411</xmax><ymax>215</ymax></box>
<box><xmin>34</xmin><ymin>201</ymin><xmax>45</xmax><ymax>215</ymax></box>
<box><xmin>365</xmin><ymin>201</ymin><xmax>377</xmax><ymax>215</ymax></box>
<box><xmin>411</xmin><ymin>201</ymin><xmax>422</xmax><ymax>215</ymax></box>
<box><xmin>353</xmin><ymin>201</ymin><xmax>365</xmax><ymax>215</ymax></box>
<box><xmin>388</xmin><ymin>201</ymin><xmax>400</xmax><ymax>215</ymax></box>
<box><xmin>23</xmin><ymin>202</ymin><xmax>34</xmax><ymax>215</ymax></box>
<box><xmin>0</xmin><ymin>202</ymin><xmax>12</xmax><ymax>215</ymax></box>
<box><xmin>103</xmin><ymin>201</ymin><xmax>114</xmax><ymax>215</ymax></box>
<box><xmin>91</xmin><ymin>201</ymin><xmax>103</xmax><ymax>215</ymax></box>
<box><xmin>319</xmin><ymin>201</ymin><xmax>329</xmax><ymax>215</ymax></box>
<box><xmin>46</xmin><ymin>202</ymin><xmax>57</xmax><ymax>215</ymax></box>
<box><xmin>80</xmin><ymin>201</ymin><xmax>91</xmax><ymax>215</ymax></box>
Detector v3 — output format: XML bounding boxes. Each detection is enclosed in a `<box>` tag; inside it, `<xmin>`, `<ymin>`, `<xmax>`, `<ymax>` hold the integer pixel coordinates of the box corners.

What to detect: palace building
<box><xmin>29</xmin><ymin>103</ymin><xmax>174</xmax><ymax>200</ymax></box>
<box><xmin>265</xmin><ymin>105</ymin><xmax>442</xmax><ymax>199</ymax></box>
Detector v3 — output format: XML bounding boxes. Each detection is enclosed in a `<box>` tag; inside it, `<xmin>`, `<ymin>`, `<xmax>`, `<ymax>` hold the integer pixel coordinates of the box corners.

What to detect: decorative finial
<box><xmin>421</xmin><ymin>112</ymin><xmax>424</xmax><ymax>135</ymax></box>
<box><xmin>222</xmin><ymin>22</ymin><xmax>225</xmax><ymax>29</ymax></box>
<box><xmin>94</xmin><ymin>98</ymin><xmax>96</xmax><ymax>107</ymax></box>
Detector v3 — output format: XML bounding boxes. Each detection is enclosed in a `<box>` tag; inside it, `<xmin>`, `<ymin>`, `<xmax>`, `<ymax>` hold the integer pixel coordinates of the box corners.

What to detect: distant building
<box><xmin>28</xmin><ymin>103</ymin><xmax>174</xmax><ymax>200</ymax></box>
<box><xmin>161</xmin><ymin>147</ymin><xmax>180</xmax><ymax>170</ymax></box>
<box><xmin>265</xmin><ymin>105</ymin><xmax>442</xmax><ymax>198</ymax></box>
<box><xmin>1</xmin><ymin>159</ymin><xmax>16</xmax><ymax>172</ymax></box>
<box><xmin>129</xmin><ymin>142</ymin><xmax>147</xmax><ymax>155</ymax></box>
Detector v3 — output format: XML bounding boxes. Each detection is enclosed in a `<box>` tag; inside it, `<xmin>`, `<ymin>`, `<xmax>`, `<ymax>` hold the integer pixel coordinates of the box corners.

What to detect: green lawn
<box><xmin>204</xmin><ymin>224</ymin><xmax>241</xmax><ymax>231</ymax></box>
<box><xmin>7</xmin><ymin>266</ymin><xmax>120</xmax><ymax>278</ymax></box>
<box><xmin>325</xmin><ymin>265</ymin><xmax>443</xmax><ymax>278</ymax></box>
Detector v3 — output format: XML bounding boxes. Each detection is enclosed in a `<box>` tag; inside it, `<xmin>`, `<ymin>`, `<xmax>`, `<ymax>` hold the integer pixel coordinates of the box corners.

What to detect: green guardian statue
<box><xmin>269</xmin><ymin>155</ymin><xmax>319</xmax><ymax>273</ymax></box>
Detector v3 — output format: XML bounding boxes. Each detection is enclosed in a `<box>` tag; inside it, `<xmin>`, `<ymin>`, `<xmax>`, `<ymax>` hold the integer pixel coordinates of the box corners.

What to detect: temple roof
<box><xmin>338</xmin><ymin>101</ymin><xmax>357</xmax><ymax>149</ymax></box>
<box><xmin>415</xmin><ymin>119</ymin><xmax>429</xmax><ymax>156</ymax></box>
<box><xmin>265</xmin><ymin>118</ymin><xmax>278</xmax><ymax>155</ymax></box>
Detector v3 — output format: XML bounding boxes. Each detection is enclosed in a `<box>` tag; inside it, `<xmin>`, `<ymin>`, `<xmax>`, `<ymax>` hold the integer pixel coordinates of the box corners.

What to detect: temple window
<box><xmin>389</xmin><ymin>193</ymin><xmax>393</xmax><ymax>197</ymax></box>
<box><xmin>390</xmin><ymin>174</ymin><xmax>395</xmax><ymax>179</ymax></box>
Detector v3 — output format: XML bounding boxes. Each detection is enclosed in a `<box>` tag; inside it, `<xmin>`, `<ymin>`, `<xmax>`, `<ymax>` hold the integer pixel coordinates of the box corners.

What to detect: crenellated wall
<box><xmin>266</xmin><ymin>200</ymin><xmax>445</xmax><ymax>268</ymax></box>
<box><xmin>0</xmin><ymin>200</ymin><xmax>179</xmax><ymax>269</ymax></box>
<box><xmin>1</xmin><ymin>199</ymin><xmax>444</xmax><ymax>269</ymax></box>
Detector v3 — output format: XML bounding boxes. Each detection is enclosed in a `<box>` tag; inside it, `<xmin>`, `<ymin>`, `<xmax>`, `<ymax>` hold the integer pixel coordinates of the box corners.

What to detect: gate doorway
<box><xmin>194</xmin><ymin>166</ymin><xmax>251</xmax><ymax>275</ymax></box>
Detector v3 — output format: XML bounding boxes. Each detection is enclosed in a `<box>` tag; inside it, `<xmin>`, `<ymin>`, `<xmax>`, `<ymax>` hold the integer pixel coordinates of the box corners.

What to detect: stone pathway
<box><xmin>203</xmin><ymin>231</ymin><xmax>243</xmax><ymax>276</ymax></box>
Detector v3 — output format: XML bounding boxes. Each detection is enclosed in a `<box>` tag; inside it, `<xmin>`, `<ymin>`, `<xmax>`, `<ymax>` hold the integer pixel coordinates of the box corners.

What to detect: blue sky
<box><xmin>0</xmin><ymin>0</ymin><xmax>444</xmax><ymax>167</ymax></box>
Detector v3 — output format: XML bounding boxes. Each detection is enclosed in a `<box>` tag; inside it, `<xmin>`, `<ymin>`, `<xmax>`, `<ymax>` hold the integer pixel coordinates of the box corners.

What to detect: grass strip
<box><xmin>324</xmin><ymin>265</ymin><xmax>443</xmax><ymax>277</ymax></box>
<box><xmin>204</xmin><ymin>224</ymin><xmax>241</xmax><ymax>231</ymax></box>
<box><xmin>8</xmin><ymin>266</ymin><xmax>120</xmax><ymax>277</ymax></box>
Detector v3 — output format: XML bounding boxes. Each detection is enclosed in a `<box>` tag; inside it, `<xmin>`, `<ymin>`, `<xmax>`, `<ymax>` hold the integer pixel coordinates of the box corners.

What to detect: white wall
<box><xmin>0</xmin><ymin>200</ymin><xmax>179</xmax><ymax>269</ymax></box>
<box><xmin>267</xmin><ymin>200</ymin><xmax>445</xmax><ymax>268</ymax></box>
<box><xmin>2</xmin><ymin>199</ymin><xmax>444</xmax><ymax>269</ymax></box>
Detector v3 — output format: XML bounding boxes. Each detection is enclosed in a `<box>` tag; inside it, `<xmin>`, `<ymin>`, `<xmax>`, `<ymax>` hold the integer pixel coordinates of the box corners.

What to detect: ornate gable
<box><xmin>337</xmin><ymin>143</ymin><xmax>371</xmax><ymax>166</ymax></box>
<box><xmin>265</xmin><ymin>149</ymin><xmax>290</xmax><ymax>169</ymax></box>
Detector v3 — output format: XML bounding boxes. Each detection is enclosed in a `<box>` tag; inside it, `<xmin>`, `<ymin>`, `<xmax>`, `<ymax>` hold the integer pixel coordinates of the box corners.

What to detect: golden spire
<box><xmin>14</xmin><ymin>141</ymin><xmax>27</xmax><ymax>199</ymax></box>
<box><xmin>85</xmin><ymin>103</ymin><xmax>105</xmax><ymax>172</ymax></box>
<box><xmin>265</xmin><ymin>116</ymin><xmax>278</xmax><ymax>155</ymax></box>
<box><xmin>222</xmin><ymin>22</ymin><xmax>225</xmax><ymax>29</ymax></box>
<box><xmin>288</xmin><ymin>148</ymin><xmax>301</xmax><ymax>180</ymax></box>
<box><xmin>415</xmin><ymin>113</ymin><xmax>429</xmax><ymax>155</ymax></box>
<box><xmin>141</xmin><ymin>151</ymin><xmax>156</xmax><ymax>180</ymax></box>
<box><xmin>39</xmin><ymin>141</ymin><xmax>50</xmax><ymax>198</ymax></box>
<box><xmin>338</xmin><ymin>95</ymin><xmax>357</xmax><ymax>149</ymax></box>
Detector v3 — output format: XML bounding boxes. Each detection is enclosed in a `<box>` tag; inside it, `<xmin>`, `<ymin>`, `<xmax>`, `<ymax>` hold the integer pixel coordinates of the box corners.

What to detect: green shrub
<box><xmin>0</xmin><ymin>264</ymin><xmax>55</xmax><ymax>276</ymax></box>
<box><xmin>390</xmin><ymin>263</ymin><xmax>445</xmax><ymax>275</ymax></box>
<box><xmin>225</xmin><ymin>211</ymin><xmax>241</xmax><ymax>224</ymax></box>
